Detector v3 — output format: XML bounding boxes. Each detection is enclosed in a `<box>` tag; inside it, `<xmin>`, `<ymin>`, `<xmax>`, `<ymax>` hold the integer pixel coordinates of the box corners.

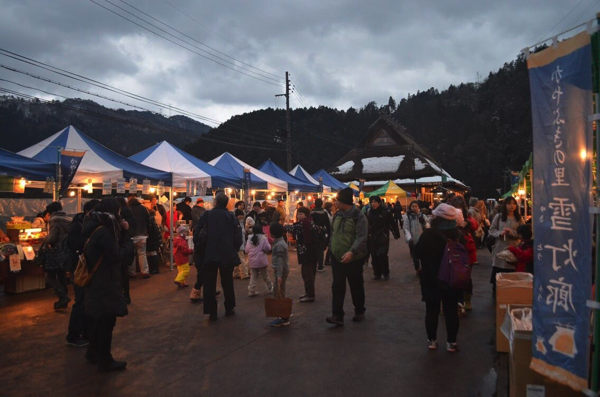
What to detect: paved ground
<box><xmin>0</xmin><ymin>238</ymin><xmax>500</xmax><ymax>397</ymax></box>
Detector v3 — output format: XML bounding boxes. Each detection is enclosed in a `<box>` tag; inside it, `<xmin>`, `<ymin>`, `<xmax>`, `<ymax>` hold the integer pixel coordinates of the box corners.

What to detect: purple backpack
<box><xmin>437</xmin><ymin>240</ymin><xmax>471</xmax><ymax>289</ymax></box>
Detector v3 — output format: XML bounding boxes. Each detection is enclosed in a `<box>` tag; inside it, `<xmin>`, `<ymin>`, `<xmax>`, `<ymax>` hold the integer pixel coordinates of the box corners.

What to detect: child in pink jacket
<box><xmin>245</xmin><ymin>224</ymin><xmax>273</xmax><ymax>297</ymax></box>
<box><xmin>174</xmin><ymin>226</ymin><xmax>193</xmax><ymax>288</ymax></box>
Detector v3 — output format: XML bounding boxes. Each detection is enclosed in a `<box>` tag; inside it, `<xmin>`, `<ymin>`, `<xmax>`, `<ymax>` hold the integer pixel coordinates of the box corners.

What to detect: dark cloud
<box><xmin>0</xmin><ymin>0</ymin><xmax>594</xmax><ymax>121</ymax></box>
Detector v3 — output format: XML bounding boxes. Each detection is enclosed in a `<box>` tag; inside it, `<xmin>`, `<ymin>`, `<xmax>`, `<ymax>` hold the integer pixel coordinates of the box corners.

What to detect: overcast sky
<box><xmin>0</xmin><ymin>0</ymin><xmax>597</xmax><ymax>126</ymax></box>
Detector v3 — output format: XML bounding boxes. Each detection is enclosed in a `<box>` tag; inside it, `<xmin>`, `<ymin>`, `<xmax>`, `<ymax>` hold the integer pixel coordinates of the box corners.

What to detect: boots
<box><xmin>464</xmin><ymin>293</ymin><xmax>472</xmax><ymax>312</ymax></box>
<box><xmin>147</xmin><ymin>254</ymin><xmax>159</xmax><ymax>274</ymax></box>
<box><xmin>190</xmin><ymin>288</ymin><xmax>203</xmax><ymax>303</ymax></box>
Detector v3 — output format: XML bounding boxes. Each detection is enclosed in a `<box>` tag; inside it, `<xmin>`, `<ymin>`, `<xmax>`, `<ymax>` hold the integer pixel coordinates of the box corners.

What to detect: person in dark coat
<box><xmin>413</xmin><ymin>203</ymin><xmax>464</xmax><ymax>352</ymax></box>
<box><xmin>65</xmin><ymin>199</ymin><xmax>99</xmax><ymax>347</ymax></box>
<box><xmin>127</xmin><ymin>195</ymin><xmax>150</xmax><ymax>278</ymax></box>
<box><xmin>44</xmin><ymin>201</ymin><xmax>73</xmax><ymax>310</ymax></box>
<box><xmin>367</xmin><ymin>196</ymin><xmax>400</xmax><ymax>280</ymax></box>
<box><xmin>83</xmin><ymin>198</ymin><xmax>128</xmax><ymax>372</ymax></box>
<box><xmin>288</xmin><ymin>206</ymin><xmax>320</xmax><ymax>302</ymax></box>
<box><xmin>116</xmin><ymin>197</ymin><xmax>136</xmax><ymax>303</ymax></box>
<box><xmin>200</xmin><ymin>193</ymin><xmax>243</xmax><ymax>321</ymax></box>
<box><xmin>310</xmin><ymin>198</ymin><xmax>331</xmax><ymax>272</ymax></box>
<box><xmin>176</xmin><ymin>197</ymin><xmax>193</xmax><ymax>222</ymax></box>
<box><xmin>393</xmin><ymin>200</ymin><xmax>404</xmax><ymax>229</ymax></box>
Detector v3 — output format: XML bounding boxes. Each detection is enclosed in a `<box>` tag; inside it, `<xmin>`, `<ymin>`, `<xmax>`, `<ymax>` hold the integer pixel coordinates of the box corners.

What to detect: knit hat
<box><xmin>336</xmin><ymin>187</ymin><xmax>354</xmax><ymax>205</ymax></box>
<box><xmin>432</xmin><ymin>203</ymin><xmax>456</xmax><ymax>220</ymax></box>
<box><xmin>176</xmin><ymin>225</ymin><xmax>188</xmax><ymax>236</ymax></box>
<box><xmin>454</xmin><ymin>207</ymin><xmax>464</xmax><ymax>224</ymax></box>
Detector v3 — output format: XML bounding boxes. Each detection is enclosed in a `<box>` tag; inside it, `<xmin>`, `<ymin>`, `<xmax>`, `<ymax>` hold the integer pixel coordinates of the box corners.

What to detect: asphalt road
<box><xmin>0</xmin><ymin>237</ymin><xmax>499</xmax><ymax>397</ymax></box>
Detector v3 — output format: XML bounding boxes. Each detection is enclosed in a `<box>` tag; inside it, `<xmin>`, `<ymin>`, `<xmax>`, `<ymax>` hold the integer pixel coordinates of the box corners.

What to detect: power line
<box><xmin>163</xmin><ymin>0</ymin><xmax>283</xmax><ymax>77</ymax></box>
<box><xmin>535</xmin><ymin>0</ymin><xmax>586</xmax><ymax>43</ymax></box>
<box><xmin>116</xmin><ymin>0</ymin><xmax>284</xmax><ymax>82</ymax></box>
<box><xmin>565</xmin><ymin>0</ymin><xmax>599</xmax><ymax>30</ymax></box>
<box><xmin>89</xmin><ymin>0</ymin><xmax>283</xmax><ymax>87</ymax></box>
<box><xmin>0</xmin><ymin>48</ymin><xmax>285</xmax><ymax>142</ymax></box>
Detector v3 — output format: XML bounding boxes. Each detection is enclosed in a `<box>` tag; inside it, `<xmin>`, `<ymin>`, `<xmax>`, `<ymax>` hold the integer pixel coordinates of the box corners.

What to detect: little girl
<box><xmin>245</xmin><ymin>224</ymin><xmax>273</xmax><ymax>297</ymax></box>
<box><xmin>174</xmin><ymin>226</ymin><xmax>193</xmax><ymax>288</ymax></box>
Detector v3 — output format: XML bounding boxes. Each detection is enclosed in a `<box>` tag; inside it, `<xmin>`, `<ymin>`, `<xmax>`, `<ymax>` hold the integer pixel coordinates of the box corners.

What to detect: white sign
<box><xmin>9</xmin><ymin>254</ymin><xmax>21</xmax><ymax>272</ymax></box>
<box><xmin>129</xmin><ymin>178</ymin><xmax>138</xmax><ymax>194</ymax></box>
<box><xmin>157</xmin><ymin>181</ymin><xmax>165</xmax><ymax>196</ymax></box>
<box><xmin>142</xmin><ymin>179</ymin><xmax>151</xmax><ymax>195</ymax></box>
<box><xmin>102</xmin><ymin>179</ymin><xmax>112</xmax><ymax>195</ymax></box>
<box><xmin>117</xmin><ymin>178</ymin><xmax>126</xmax><ymax>194</ymax></box>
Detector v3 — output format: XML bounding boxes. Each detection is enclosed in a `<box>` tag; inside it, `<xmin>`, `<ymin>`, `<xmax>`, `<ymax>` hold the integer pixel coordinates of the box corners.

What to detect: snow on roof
<box><xmin>334</xmin><ymin>160</ymin><xmax>354</xmax><ymax>174</ymax></box>
<box><xmin>361</xmin><ymin>155</ymin><xmax>405</xmax><ymax>174</ymax></box>
<box><xmin>359</xmin><ymin>174</ymin><xmax>467</xmax><ymax>188</ymax></box>
<box><xmin>414</xmin><ymin>158</ymin><xmax>426</xmax><ymax>171</ymax></box>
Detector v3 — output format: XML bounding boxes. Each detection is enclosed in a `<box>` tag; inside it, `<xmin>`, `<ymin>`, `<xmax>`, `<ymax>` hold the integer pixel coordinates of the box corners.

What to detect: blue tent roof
<box><xmin>129</xmin><ymin>141</ymin><xmax>241</xmax><ymax>189</ymax></box>
<box><xmin>312</xmin><ymin>169</ymin><xmax>347</xmax><ymax>191</ymax></box>
<box><xmin>18</xmin><ymin>126</ymin><xmax>172</xmax><ymax>185</ymax></box>
<box><xmin>258</xmin><ymin>159</ymin><xmax>317</xmax><ymax>192</ymax></box>
<box><xmin>209</xmin><ymin>152</ymin><xmax>288</xmax><ymax>191</ymax></box>
<box><xmin>0</xmin><ymin>148</ymin><xmax>56</xmax><ymax>181</ymax></box>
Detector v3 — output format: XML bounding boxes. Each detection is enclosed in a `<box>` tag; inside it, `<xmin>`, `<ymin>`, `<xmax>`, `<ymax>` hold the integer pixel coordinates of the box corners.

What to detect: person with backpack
<box><xmin>326</xmin><ymin>188</ymin><xmax>368</xmax><ymax>326</ymax></box>
<box><xmin>366</xmin><ymin>196</ymin><xmax>400</xmax><ymax>280</ymax></box>
<box><xmin>44</xmin><ymin>201</ymin><xmax>73</xmax><ymax>310</ymax></box>
<box><xmin>288</xmin><ymin>206</ymin><xmax>320</xmax><ymax>302</ymax></box>
<box><xmin>403</xmin><ymin>200</ymin><xmax>429</xmax><ymax>273</ymax></box>
<box><xmin>65</xmin><ymin>199</ymin><xmax>99</xmax><ymax>347</ymax></box>
<box><xmin>413</xmin><ymin>203</ymin><xmax>466</xmax><ymax>352</ymax></box>
<box><xmin>311</xmin><ymin>198</ymin><xmax>331</xmax><ymax>272</ymax></box>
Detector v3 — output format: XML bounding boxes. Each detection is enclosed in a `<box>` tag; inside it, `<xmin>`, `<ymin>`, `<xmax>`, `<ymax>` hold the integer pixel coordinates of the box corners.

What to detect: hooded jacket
<box><xmin>367</xmin><ymin>205</ymin><xmax>400</xmax><ymax>255</ymax></box>
<box><xmin>330</xmin><ymin>205</ymin><xmax>368</xmax><ymax>262</ymax></box>
<box><xmin>46</xmin><ymin>212</ymin><xmax>72</xmax><ymax>248</ymax></box>
<box><xmin>245</xmin><ymin>234</ymin><xmax>271</xmax><ymax>268</ymax></box>
<box><xmin>200</xmin><ymin>207</ymin><xmax>243</xmax><ymax>266</ymax></box>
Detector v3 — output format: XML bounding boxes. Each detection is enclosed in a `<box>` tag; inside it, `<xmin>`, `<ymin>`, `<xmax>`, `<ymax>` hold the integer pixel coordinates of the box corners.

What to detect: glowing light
<box><xmin>69</xmin><ymin>191</ymin><xmax>75</xmax><ymax>197</ymax></box>
<box><xmin>518</xmin><ymin>189</ymin><xmax>525</xmax><ymax>196</ymax></box>
<box><xmin>173</xmin><ymin>192</ymin><xmax>178</xmax><ymax>197</ymax></box>
<box><xmin>580</xmin><ymin>149</ymin><xmax>587</xmax><ymax>161</ymax></box>
<box><xmin>267</xmin><ymin>194</ymin><xmax>272</xmax><ymax>200</ymax></box>
<box><xmin>226</xmin><ymin>188</ymin><xmax>230</xmax><ymax>194</ymax></box>
<box><xmin>251</xmin><ymin>190</ymin><xmax>256</xmax><ymax>195</ymax></box>
<box><xmin>150</xmin><ymin>187</ymin><xmax>156</xmax><ymax>193</ymax></box>
<box><xmin>19</xmin><ymin>179</ymin><xmax>26</xmax><ymax>188</ymax></box>
<box><xmin>294</xmin><ymin>190</ymin><xmax>299</xmax><ymax>194</ymax></box>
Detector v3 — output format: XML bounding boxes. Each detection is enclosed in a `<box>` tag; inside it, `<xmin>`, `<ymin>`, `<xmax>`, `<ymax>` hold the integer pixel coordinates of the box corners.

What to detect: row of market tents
<box><xmin>2</xmin><ymin>125</ymin><xmax>350</xmax><ymax>195</ymax></box>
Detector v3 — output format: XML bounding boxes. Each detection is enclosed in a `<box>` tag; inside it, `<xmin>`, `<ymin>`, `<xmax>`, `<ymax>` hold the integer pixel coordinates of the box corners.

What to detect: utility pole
<box><xmin>276</xmin><ymin>71</ymin><xmax>291</xmax><ymax>170</ymax></box>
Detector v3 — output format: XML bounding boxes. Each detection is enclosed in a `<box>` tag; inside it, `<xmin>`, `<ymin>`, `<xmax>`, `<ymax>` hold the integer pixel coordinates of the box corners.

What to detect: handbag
<box><xmin>264</xmin><ymin>289</ymin><xmax>293</xmax><ymax>318</ymax></box>
<box><xmin>73</xmin><ymin>227</ymin><xmax>104</xmax><ymax>287</ymax></box>
<box><xmin>42</xmin><ymin>235</ymin><xmax>70</xmax><ymax>272</ymax></box>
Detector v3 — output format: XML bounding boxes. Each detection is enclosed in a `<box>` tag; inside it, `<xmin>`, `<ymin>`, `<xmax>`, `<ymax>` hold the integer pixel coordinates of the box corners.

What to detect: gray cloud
<box><xmin>0</xmin><ymin>0</ymin><xmax>594</xmax><ymax>122</ymax></box>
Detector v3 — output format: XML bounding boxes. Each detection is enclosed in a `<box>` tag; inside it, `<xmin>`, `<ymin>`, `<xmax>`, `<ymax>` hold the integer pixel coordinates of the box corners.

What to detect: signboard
<box><xmin>243</xmin><ymin>169</ymin><xmax>251</xmax><ymax>209</ymax></box>
<box><xmin>142</xmin><ymin>179</ymin><xmax>151</xmax><ymax>195</ymax></box>
<box><xmin>102</xmin><ymin>180</ymin><xmax>112</xmax><ymax>196</ymax></box>
<box><xmin>59</xmin><ymin>150</ymin><xmax>85</xmax><ymax>197</ymax></box>
<box><xmin>528</xmin><ymin>31</ymin><xmax>593</xmax><ymax>391</ymax></box>
<box><xmin>157</xmin><ymin>181</ymin><xmax>164</xmax><ymax>196</ymax></box>
<box><xmin>129</xmin><ymin>178</ymin><xmax>137</xmax><ymax>194</ymax></box>
<box><xmin>117</xmin><ymin>178</ymin><xmax>126</xmax><ymax>194</ymax></box>
<box><xmin>9</xmin><ymin>254</ymin><xmax>21</xmax><ymax>272</ymax></box>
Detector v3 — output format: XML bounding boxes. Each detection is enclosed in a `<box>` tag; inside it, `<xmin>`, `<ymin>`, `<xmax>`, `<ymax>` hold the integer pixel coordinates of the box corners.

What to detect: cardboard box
<box><xmin>508</xmin><ymin>306</ymin><xmax>579</xmax><ymax>397</ymax></box>
<box><xmin>496</xmin><ymin>272</ymin><xmax>533</xmax><ymax>352</ymax></box>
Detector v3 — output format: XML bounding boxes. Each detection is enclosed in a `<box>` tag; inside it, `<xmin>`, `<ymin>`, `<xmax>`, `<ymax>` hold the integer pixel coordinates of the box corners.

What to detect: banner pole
<box><xmin>169</xmin><ymin>174</ymin><xmax>174</xmax><ymax>272</ymax></box>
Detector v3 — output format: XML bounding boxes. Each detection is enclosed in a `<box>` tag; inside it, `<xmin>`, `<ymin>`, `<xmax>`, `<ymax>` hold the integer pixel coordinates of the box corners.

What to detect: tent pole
<box><xmin>77</xmin><ymin>187</ymin><xmax>82</xmax><ymax>213</ymax></box>
<box><xmin>169</xmin><ymin>176</ymin><xmax>174</xmax><ymax>272</ymax></box>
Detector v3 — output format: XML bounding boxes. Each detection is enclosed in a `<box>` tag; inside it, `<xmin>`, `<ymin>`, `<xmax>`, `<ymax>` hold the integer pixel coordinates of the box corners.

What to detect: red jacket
<box><xmin>463</xmin><ymin>216</ymin><xmax>479</xmax><ymax>265</ymax></box>
<box><xmin>508</xmin><ymin>240</ymin><xmax>533</xmax><ymax>272</ymax></box>
<box><xmin>174</xmin><ymin>236</ymin><xmax>193</xmax><ymax>265</ymax></box>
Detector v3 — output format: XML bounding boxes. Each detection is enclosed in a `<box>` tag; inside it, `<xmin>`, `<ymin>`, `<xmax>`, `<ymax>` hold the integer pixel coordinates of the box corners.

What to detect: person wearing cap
<box><xmin>325</xmin><ymin>187</ymin><xmax>368</xmax><ymax>326</ymax></box>
<box><xmin>413</xmin><ymin>203</ymin><xmax>466</xmax><ymax>352</ymax></box>
<box><xmin>173</xmin><ymin>226</ymin><xmax>193</xmax><ymax>288</ymax></box>
<box><xmin>191</xmin><ymin>197</ymin><xmax>206</xmax><ymax>229</ymax></box>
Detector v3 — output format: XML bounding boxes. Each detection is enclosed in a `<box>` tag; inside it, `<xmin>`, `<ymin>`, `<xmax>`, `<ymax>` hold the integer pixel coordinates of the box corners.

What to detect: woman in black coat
<box><xmin>288</xmin><ymin>206</ymin><xmax>320</xmax><ymax>302</ymax></box>
<box><xmin>83</xmin><ymin>198</ymin><xmax>128</xmax><ymax>372</ymax></box>
<box><xmin>413</xmin><ymin>203</ymin><xmax>464</xmax><ymax>353</ymax></box>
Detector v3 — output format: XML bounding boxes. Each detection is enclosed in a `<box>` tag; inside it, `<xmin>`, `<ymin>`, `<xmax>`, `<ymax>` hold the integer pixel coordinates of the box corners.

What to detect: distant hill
<box><xmin>185</xmin><ymin>52</ymin><xmax>533</xmax><ymax>198</ymax></box>
<box><xmin>0</xmin><ymin>97</ymin><xmax>210</xmax><ymax>156</ymax></box>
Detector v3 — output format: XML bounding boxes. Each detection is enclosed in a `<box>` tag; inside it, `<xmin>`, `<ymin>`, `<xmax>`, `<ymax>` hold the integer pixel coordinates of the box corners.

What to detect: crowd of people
<box><xmin>31</xmin><ymin>186</ymin><xmax>532</xmax><ymax>372</ymax></box>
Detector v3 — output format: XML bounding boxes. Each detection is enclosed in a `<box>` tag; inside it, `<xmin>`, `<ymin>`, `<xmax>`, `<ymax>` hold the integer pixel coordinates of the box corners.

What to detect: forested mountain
<box><xmin>0</xmin><ymin>97</ymin><xmax>210</xmax><ymax>155</ymax></box>
<box><xmin>186</xmin><ymin>53</ymin><xmax>533</xmax><ymax>197</ymax></box>
<box><xmin>0</xmin><ymin>53</ymin><xmax>533</xmax><ymax>198</ymax></box>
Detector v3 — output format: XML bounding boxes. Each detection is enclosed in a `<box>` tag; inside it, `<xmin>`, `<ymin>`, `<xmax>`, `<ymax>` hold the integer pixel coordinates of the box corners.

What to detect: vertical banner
<box><xmin>243</xmin><ymin>169</ymin><xmax>252</xmax><ymax>209</ymax></box>
<box><xmin>142</xmin><ymin>179</ymin><xmax>151</xmax><ymax>195</ymax></box>
<box><xmin>117</xmin><ymin>178</ymin><xmax>126</xmax><ymax>194</ymax></box>
<box><xmin>59</xmin><ymin>150</ymin><xmax>85</xmax><ymax>197</ymax></box>
<box><xmin>129</xmin><ymin>178</ymin><xmax>138</xmax><ymax>194</ymax></box>
<box><xmin>157</xmin><ymin>181</ymin><xmax>165</xmax><ymax>196</ymax></box>
<box><xmin>318</xmin><ymin>177</ymin><xmax>324</xmax><ymax>193</ymax></box>
<box><xmin>528</xmin><ymin>31</ymin><xmax>593</xmax><ymax>391</ymax></box>
<box><xmin>102</xmin><ymin>180</ymin><xmax>112</xmax><ymax>196</ymax></box>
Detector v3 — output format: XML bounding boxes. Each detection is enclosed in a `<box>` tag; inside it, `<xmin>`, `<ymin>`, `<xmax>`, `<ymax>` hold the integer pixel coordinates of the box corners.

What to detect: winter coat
<box><xmin>191</xmin><ymin>205</ymin><xmax>206</xmax><ymax>229</ymax></box>
<box><xmin>66</xmin><ymin>212</ymin><xmax>87</xmax><ymax>272</ymax></box>
<box><xmin>276</xmin><ymin>205</ymin><xmax>287</xmax><ymax>225</ymax></box>
<box><xmin>393</xmin><ymin>203</ymin><xmax>403</xmax><ymax>219</ymax></box>
<box><xmin>367</xmin><ymin>206</ymin><xmax>400</xmax><ymax>256</ymax></box>
<box><xmin>413</xmin><ymin>227</ymin><xmax>465</xmax><ymax>302</ymax></box>
<box><xmin>119</xmin><ymin>206</ymin><xmax>136</xmax><ymax>269</ymax></box>
<box><xmin>201</xmin><ymin>207</ymin><xmax>243</xmax><ymax>267</ymax></box>
<box><xmin>288</xmin><ymin>218</ymin><xmax>320</xmax><ymax>264</ymax></box>
<box><xmin>460</xmin><ymin>216</ymin><xmax>479</xmax><ymax>265</ymax></box>
<box><xmin>145</xmin><ymin>215</ymin><xmax>162</xmax><ymax>252</ymax></box>
<box><xmin>508</xmin><ymin>240</ymin><xmax>534</xmax><ymax>273</ymax></box>
<box><xmin>311</xmin><ymin>207</ymin><xmax>332</xmax><ymax>247</ymax></box>
<box><xmin>46</xmin><ymin>212</ymin><xmax>72</xmax><ymax>248</ymax></box>
<box><xmin>174</xmin><ymin>236</ymin><xmax>193</xmax><ymax>265</ymax></box>
<box><xmin>176</xmin><ymin>202</ymin><xmax>193</xmax><ymax>222</ymax></box>
<box><xmin>330</xmin><ymin>205</ymin><xmax>368</xmax><ymax>263</ymax></box>
<box><xmin>83</xmin><ymin>218</ymin><xmax>128</xmax><ymax>318</ymax></box>
<box><xmin>128</xmin><ymin>199</ymin><xmax>150</xmax><ymax>237</ymax></box>
<box><xmin>489</xmin><ymin>214</ymin><xmax>525</xmax><ymax>269</ymax></box>
<box><xmin>32</xmin><ymin>217</ymin><xmax>47</xmax><ymax>230</ymax></box>
<box><xmin>402</xmin><ymin>211</ymin><xmax>429</xmax><ymax>245</ymax></box>
<box><xmin>271</xmin><ymin>237</ymin><xmax>289</xmax><ymax>278</ymax></box>
<box><xmin>245</xmin><ymin>234</ymin><xmax>271</xmax><ymax>268</ymax></box>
